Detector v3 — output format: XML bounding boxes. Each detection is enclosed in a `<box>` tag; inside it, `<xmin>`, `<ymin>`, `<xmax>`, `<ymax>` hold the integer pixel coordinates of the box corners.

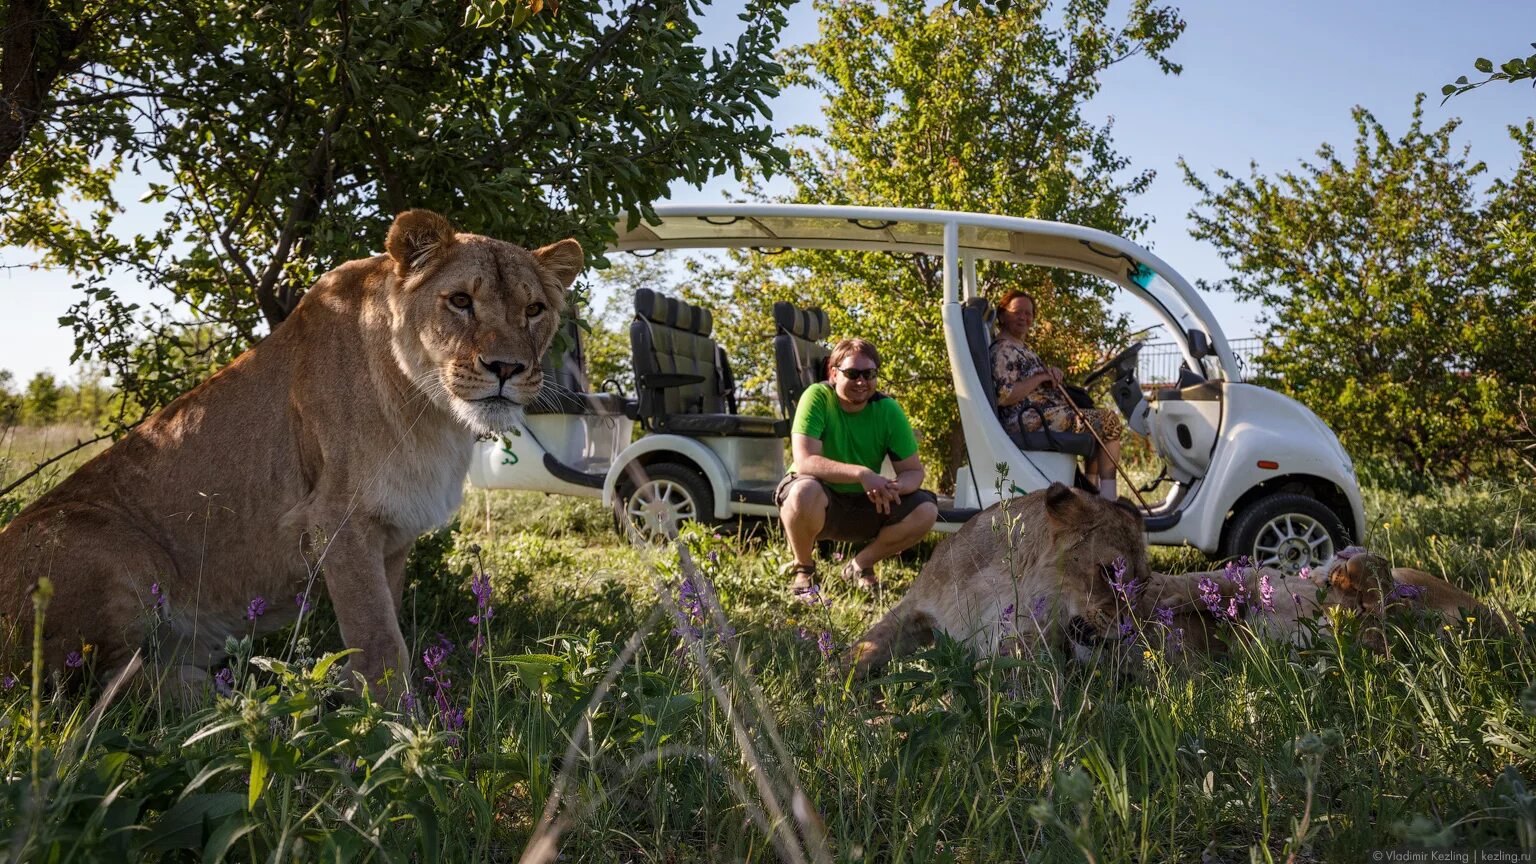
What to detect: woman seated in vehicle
<box><xmin>989</xmin><ymin>289</ymin><xmax>1124</xmax><ymax>500</ymax></box>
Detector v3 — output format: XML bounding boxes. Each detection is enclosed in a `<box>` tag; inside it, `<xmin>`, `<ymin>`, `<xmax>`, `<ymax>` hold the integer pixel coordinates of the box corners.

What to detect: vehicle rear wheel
<box><xmin>612</xmin><ymin>462</ymin><xmax>715</xmax><ymax>544</ymax></box>
<box><xmin>1223</xmin><ymin>493</ymin><xmax>1348</xmax><ymax>575</ymax></box>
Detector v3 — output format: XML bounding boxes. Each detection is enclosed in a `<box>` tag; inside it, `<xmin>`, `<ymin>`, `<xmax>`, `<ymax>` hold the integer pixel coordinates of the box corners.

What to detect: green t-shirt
<box><xmin>790</xmin><ymin>382</ymin><xmax>920</xmax><ymax>494</ymax></box>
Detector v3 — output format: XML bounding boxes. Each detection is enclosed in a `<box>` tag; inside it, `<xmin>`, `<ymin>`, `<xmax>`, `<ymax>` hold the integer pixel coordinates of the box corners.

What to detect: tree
<box><xmin>704</xmin><ymin>0</ymin><xmax>1183</xmax><ymax>485</ymax></box>
<box><xmin>0</xmin><ymin>370</ymin><xmax>17</xmax><ymax>427</ymax></box>
<box><xmin>22</xmin><ymin>372</ymin><xmax>62</xmax><ymax>425</ymax></box>
<box><xmin>3</xmin><ymin>0</ymin><xmax>794</xmax><ymax>423</ymax></box>
<box><xmin>1443</xmin><ymin>43</ymin><xmax>1536</xmax><ymax>101</ymax></box>
<box><xmin>1183</xmin><ymin>98</ymin><xmax>1536</xmax><ymax>479</ymax></box>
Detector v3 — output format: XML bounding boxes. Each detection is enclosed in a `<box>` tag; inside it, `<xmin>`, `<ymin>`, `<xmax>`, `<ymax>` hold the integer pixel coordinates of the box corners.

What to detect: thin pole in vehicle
<box><xmin>1048</xmin><ymin>378</ymin><xmax>1152</xmax><ymax>512</ymax></box>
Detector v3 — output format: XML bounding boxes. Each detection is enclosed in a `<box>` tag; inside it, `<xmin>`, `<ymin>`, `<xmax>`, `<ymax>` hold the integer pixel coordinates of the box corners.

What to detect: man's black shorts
<box><xmin>773</xmin><ymin>473</ymin><xmax>938</xmax><ymax>543</ymax></box>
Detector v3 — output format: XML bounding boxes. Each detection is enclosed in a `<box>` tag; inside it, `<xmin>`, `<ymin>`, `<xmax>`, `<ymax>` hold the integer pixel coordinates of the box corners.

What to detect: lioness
<box><xmin>1138</xmin><ymin>547</ymin><xmax>1511</xmax><ymax>654</ymax></box>
<box><xmin>0</xmin><ymin>209</ymin><xmax>582</xmax><ymax>696</ymax></box>
<box><xmin>850</xmin><ymin>483</ymin><xmax>1150</xmax><ymax>678</ymax></box>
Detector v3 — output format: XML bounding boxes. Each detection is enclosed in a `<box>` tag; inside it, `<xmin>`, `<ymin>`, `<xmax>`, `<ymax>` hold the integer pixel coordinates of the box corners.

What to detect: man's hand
<box><xmin>860</xmin><ymin>469</ymin><xmax>901</xmax><ymax>515</ymax></box>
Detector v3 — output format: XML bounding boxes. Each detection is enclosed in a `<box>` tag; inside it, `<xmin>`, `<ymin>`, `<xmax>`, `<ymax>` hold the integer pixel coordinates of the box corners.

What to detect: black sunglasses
<box><xmin>837</xmin><ymin>367</ymin><xmax>877</xmax><ymax>381</ymax></box>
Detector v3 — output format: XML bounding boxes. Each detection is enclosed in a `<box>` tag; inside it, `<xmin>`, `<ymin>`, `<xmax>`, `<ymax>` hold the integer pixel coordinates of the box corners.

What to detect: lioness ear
<box><xmin>1043</xmin><ymin>481</ymin><xmax>1088</xmax><ymax>527</ymax></box>
<box><xmin>533</xmin><ymin>238</ymin><xmax>585</xmax><ymax>290</ymax></box>
<box><xmin>386</xmin><ymin>209</ymin><xmax>457</xmax><ymax>276</ymax></box>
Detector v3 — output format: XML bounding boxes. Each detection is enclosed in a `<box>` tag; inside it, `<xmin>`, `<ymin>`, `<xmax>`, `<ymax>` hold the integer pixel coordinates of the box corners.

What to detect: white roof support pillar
<box><xmin>943</xmin><ymin>220</ymin><xmax>959</xmax><ymax>305</ymax></box>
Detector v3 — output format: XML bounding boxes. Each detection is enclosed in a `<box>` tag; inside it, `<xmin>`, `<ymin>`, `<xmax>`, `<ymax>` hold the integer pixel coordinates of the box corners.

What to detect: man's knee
<box><xmin>907</xmin><ymin>500</ymin><xmax>939</xmax><ymax>532</ymax></box>
<box><xmin>888</xmin><ymin>498</ymin><xmax>938</xmax><ymax>536</ymax></box>
<box><xmin>779</xmin><ymin>480</ymin><xmax>828</xmax><ymax>524</ymax></box>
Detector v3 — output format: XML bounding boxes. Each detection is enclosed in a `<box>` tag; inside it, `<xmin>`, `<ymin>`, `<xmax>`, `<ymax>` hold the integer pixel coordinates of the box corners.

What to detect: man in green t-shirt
<box><xmin>774</xmin><ymin>337</ymin><xmax>938</xmax><ymax>598</ymax></box>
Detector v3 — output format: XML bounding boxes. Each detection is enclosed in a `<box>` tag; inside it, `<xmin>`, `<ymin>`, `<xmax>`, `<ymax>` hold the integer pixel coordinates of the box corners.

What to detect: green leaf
<box><xmin>137</xmin><ymin>792</ymin><xmax>245</xmax><ymax>853</ymax></box>
<box><xmin>203</xmin><ymin>815</ymin><xmax>259</xmax><ymax>862</ymax></box>
<box><xmin>310</xmin><ymin>648</ymin><xmax>359</xmax><ymax>682</ymax></box>
<box><xmin>1475</xmin><ymin>57</ymin><xmax>1493</xmax><ymax>73</ymax></box>
<box><xmin>247</xmin><ymin>746</ymin><xmax>269</xmax><ymax>811</ymax></box>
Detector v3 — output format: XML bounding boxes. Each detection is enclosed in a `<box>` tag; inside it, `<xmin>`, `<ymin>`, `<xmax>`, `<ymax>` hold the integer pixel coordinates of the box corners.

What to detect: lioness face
<box><xmin>1041</xmin><ymin>484</ymin><xmax>1152</xmax><ymax>648</ymax></box>
<box><xmin>384</xmin><ymin>210</ymin><xmax>584</xmax><ymax>433</ymax></box>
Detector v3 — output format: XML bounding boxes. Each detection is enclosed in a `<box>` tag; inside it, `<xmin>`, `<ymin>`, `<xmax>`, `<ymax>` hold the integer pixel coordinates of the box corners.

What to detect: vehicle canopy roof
<box><xmin>612</xmin><ymin>203</ymin><xmax>1239</xmax><ymax>380</ymax></box>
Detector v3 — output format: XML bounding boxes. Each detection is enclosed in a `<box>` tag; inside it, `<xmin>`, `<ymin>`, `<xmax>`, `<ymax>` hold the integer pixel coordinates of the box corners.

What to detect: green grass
<box><xmin>3</xmin><ymin>476</ymin><xmax>1535</xmax><ymax>862</ymax></box>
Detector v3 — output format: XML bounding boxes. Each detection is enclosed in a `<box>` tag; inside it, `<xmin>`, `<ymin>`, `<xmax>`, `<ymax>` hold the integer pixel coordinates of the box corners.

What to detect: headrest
<box><xmin>634</xmin><ymin>288</ymin><xmax>713</xmax><ymax>336</ymax></box>
<box><xmin>772</xmin><ymin>301</ymin><xmax>830</xmax><ymax>341</ymax></box>
<box><xmin>635</xmin><ymin>287</ymin><xmax>664</xmax><ymax>322</ymax></box>
<box><xmin>962</xmin><ymin>297</ymin><xmax>996</xmax><ymax>330</ymax></box>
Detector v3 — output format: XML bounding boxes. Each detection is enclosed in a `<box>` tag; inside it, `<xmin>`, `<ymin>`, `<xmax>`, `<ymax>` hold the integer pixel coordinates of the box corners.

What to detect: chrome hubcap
<box><xmin>624</xmin><ymin>479</ymin><xmax>697</xmax><ymax>543</ymax></box>
<box><xmin>1252</xmin><ymin>513</ymin><xmax>1334</xmax><ymax>575</ymax></box>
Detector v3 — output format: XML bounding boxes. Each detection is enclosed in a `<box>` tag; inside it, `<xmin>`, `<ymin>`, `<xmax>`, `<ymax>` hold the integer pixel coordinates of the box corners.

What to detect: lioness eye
<box><xmin>525</xmin><ymin>302</ymin><xmax>546</xmax><ymax>317</ymax></box>
<box><xmin>449</xmin><ymin>293</ymin><xmax>473</xmax><ymax>310</ymax></box>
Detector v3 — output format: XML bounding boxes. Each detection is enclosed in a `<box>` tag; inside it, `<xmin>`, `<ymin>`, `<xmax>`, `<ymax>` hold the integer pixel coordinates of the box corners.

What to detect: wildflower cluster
<box><xmin>150</xmin><ymin>581</ymin><xmax>167</xmax><ymax>614</ymax></box>
<box><xmin>214</xmin><ymin>667</ymin><xmax>235</xmax><ymax>696</ymax></box>
<box><xmin>422</xmin><ymin>634</ymin><xmax>465</xmax><ymax>742</ymax></box>
<box><xmin>246</xmin><ymin>596</ymin><xmax>267</xmax><ymax>621</ymax></box>
<box><xmin>468</xmin><ymin>569</ymin><xmax>494</xmax><ymax>655</ymax></box>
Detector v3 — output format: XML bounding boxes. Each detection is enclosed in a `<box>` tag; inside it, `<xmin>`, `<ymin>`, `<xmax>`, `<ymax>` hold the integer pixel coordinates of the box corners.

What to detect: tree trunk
<box><xmin>0</xmin><ymin>0</ymin><xmax>86</xmax><ymax>169</ymax></box>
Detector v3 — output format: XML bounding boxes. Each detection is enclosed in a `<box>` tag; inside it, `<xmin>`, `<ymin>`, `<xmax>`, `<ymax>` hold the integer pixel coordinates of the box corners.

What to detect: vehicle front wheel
<box><xmin>1222</xmin><ymin>493</ymin><xmax>1349</xmax><ymax>575</ymax></box>
<box><xmin>612</xmin><ymin>462</ymin><xmax>715</xmax><ymax>544</ymax></box>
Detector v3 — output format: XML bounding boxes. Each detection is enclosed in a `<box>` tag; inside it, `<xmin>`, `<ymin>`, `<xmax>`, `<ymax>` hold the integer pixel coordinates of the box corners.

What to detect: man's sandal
<box><xmin>840</xmin><ymin>560</ymin><xmax>880</xmax><ymax>593</ymax></box>
<box><xmin>780</xmin><ymin>562</ymin><xmax>823</xmax><ymax>604</ymax></box>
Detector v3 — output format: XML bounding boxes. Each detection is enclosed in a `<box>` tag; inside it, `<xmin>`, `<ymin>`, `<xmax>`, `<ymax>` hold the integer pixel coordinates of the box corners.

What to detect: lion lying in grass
<box><xmin>850</xmin><ymin>482</ymin><xmax>1151</xmax><ymax>678</ymax></box>
<box><xmin>1137</xmin><ymin>547</ymin><xmax>1512</xmax><ymax>655</ymax></box>
<box><xmin>0</xmin><ymin>209</ymin><xmax>583</xmax><ymax>698</ymax></box>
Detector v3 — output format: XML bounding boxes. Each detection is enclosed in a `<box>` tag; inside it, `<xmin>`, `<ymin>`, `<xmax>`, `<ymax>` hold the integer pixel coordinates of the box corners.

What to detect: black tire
<box><xmin>1222</xmin><ymin>492</ymin><xmax>1349</xmax><ymax>575</ymax></box>
<box><xmin>612</xmin><ymin>462</ymin><xmax>715</xmax><ymax>544</ymax></box>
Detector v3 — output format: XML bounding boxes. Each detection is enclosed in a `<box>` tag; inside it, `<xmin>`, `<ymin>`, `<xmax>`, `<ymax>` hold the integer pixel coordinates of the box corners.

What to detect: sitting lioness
<box><xmin>850</xmin><ymin>483</ymin><xmax>1151</xmax><ymax>678</ymax></box>
<box><xmin>0</xmin><ymin>209</ymin><xmax>582</xmax><ymax>696</ymax></box>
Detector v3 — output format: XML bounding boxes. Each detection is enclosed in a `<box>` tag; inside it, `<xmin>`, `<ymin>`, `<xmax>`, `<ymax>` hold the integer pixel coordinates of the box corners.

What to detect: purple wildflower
<box><xmin>245</xmin><ymin>596</ymin><xmax>267</xmax><ymax>621</ymax></box>
<box><xmin>2</xmin><ymin>673</ymin><xmax>16</xmax><ymax>689</ymax></box>
<box><xmin>707</xmin><ymin>550</ymin><xmax>718</xmax><ymax>565</ymax></box>
<box><xmin>1154</xmin><ymin>605</ymin><xmax>1175</xmax><ymax>628</ymax></box>
<box><xmin>671</xmin><ymin>577</ymin><xmax>705</xmax><ymax>641</ymax></box>
<box><xmin>1002</xmin><ymin>603</ymin><xmax>1016</xmax><ymax>622</ymax></box>
<box><xmin>817</xmin><ymin>630</ymin><xmax>835</xmax><ymax>659</ymax></box>
<box><xmin>1107</xmin><ymin>556</ymin><xmax>1140</xmax><ymax>602</ymax></box>
<box><xmin>65</xmin><ymin>651</ymin><xmax>83</xmax><ymax>669</ymax></box>
<box><xmin>1118</xmin><ymin>616</ymin><xmax>1137</xmax><ymax>645</ymax></box>
<box><xmin>1388</xmin><ymin>583</ymin><xmax>1427</xmax><ymax>601</ymax></box>
<box><xmin>1227</xmin><ymin>596</ymin><xmax>1241</xmax><ymax>620</ymax></box>
<box><xmin>150</xmin><ymin>582</ymin><xmax>166</xmax><ymax>612</ymax></box>
<box><xmin>214</xmin><ymin>667</ymin><xmax>235</xmax><ymax>695</ymax></box>
<box><xmin>1198</xmin><ymin>577</ymin><xmax>1225</xmax><ymax>618</ymax></box>
<box><xmin>401</xmin><ymin>690</ymin><xmax>417</xmax><ymax>713</ymax></box>
<box><xmin>1258</xmin><ymin>572</ymin><xmax>1276</xmax><ymax>613</ymax></box>
<box><xmin>422</xmin><ymin>634</ymin><xmax>453</xmax><ymax>672</ymax></box>
<box><xmin>294</xmin><ymin>592</ymin><xmax>313</xmax><ymax>614</ymax></box>
<box><xmin>469</xmin><ymin>571</ymin><xmax>493</xmax><ymax>624</ymax></box>
<box><xmin>1031</xmin><ymin>595</ymin><xmax>1049</xmax><ymax>620</ymax></box>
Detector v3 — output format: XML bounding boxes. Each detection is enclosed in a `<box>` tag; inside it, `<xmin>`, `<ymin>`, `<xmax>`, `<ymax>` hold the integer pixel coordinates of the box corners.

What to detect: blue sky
<box><xmin>2</xmin><ymin>0</ymin><xmax>1533</xmax><ymax>383</ymax></box>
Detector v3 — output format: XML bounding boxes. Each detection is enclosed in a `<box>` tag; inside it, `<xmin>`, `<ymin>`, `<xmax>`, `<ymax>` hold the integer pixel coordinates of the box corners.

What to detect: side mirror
<box><xmin>1186</xmin><ymin>328</ymin><xmax>1211</xmax><ymax>358</ymax></box>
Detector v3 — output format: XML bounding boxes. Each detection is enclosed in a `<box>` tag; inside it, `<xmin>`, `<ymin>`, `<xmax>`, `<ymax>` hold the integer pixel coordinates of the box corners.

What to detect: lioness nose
<box><xmin>479</xmin><ymin>358</ymin><xmax>527</xmax><ymax>382</ymax></box>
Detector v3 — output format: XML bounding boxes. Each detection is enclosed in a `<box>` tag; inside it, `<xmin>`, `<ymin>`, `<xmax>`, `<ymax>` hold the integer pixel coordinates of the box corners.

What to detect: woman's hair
<box><xmin>828</xmin><ymin>337</ymin><xmax>880</xmax><ymax>375</ymax></box>
<box><xmin>996</xmin><ymin>289</ymin><xmax>1037</xmax><ymax>317</ymax></box>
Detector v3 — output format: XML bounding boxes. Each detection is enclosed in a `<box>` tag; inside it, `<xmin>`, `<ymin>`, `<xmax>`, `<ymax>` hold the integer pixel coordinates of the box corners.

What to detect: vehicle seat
<box><xmin>772</xmin><ymin>301</ymin><xmax>831</xmax><ymax>418</ymax></box>
<box><xmin>527</xmin><ymin>318</ymin><xmax>634</xmax><ymax>417</ymax></box>
<box><xmin>961</xmin><ymin>297</ymin><xmax>1095</xmax><ymax>457</ymax></box>
<box><xmin>630</xmin><ymin>288</ymin><xmax>787</xmax><ymax>438</ymax></box>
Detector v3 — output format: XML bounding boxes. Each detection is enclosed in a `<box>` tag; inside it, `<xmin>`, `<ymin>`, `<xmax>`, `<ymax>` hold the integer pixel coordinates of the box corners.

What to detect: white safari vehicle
<box><xmin>468</xmin><ymin>204</ymin><xmax>1364</xmax><ymax>573</ymax></box>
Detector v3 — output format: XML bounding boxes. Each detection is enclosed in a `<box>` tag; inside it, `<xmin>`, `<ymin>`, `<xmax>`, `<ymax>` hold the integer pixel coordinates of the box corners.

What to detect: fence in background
<box><xmin>1138</xmin><ymin>337</ymin><xmax>1270</xmax><ymax>386</ymax></box>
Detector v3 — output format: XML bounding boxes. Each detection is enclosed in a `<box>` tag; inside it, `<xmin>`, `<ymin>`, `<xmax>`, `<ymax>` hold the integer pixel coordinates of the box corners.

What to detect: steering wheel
<box><xmin>1081</xmin><ymin>340</ymin><xmax>1145</xmax><ymax>390</ymax></box>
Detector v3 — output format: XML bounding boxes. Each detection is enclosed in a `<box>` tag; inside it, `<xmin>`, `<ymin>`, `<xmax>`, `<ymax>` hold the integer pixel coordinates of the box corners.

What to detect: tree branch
<box><xmin>0</xmin><ymin>429</ymin><xmax>115</xmax><ymax>500</ymax></box>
